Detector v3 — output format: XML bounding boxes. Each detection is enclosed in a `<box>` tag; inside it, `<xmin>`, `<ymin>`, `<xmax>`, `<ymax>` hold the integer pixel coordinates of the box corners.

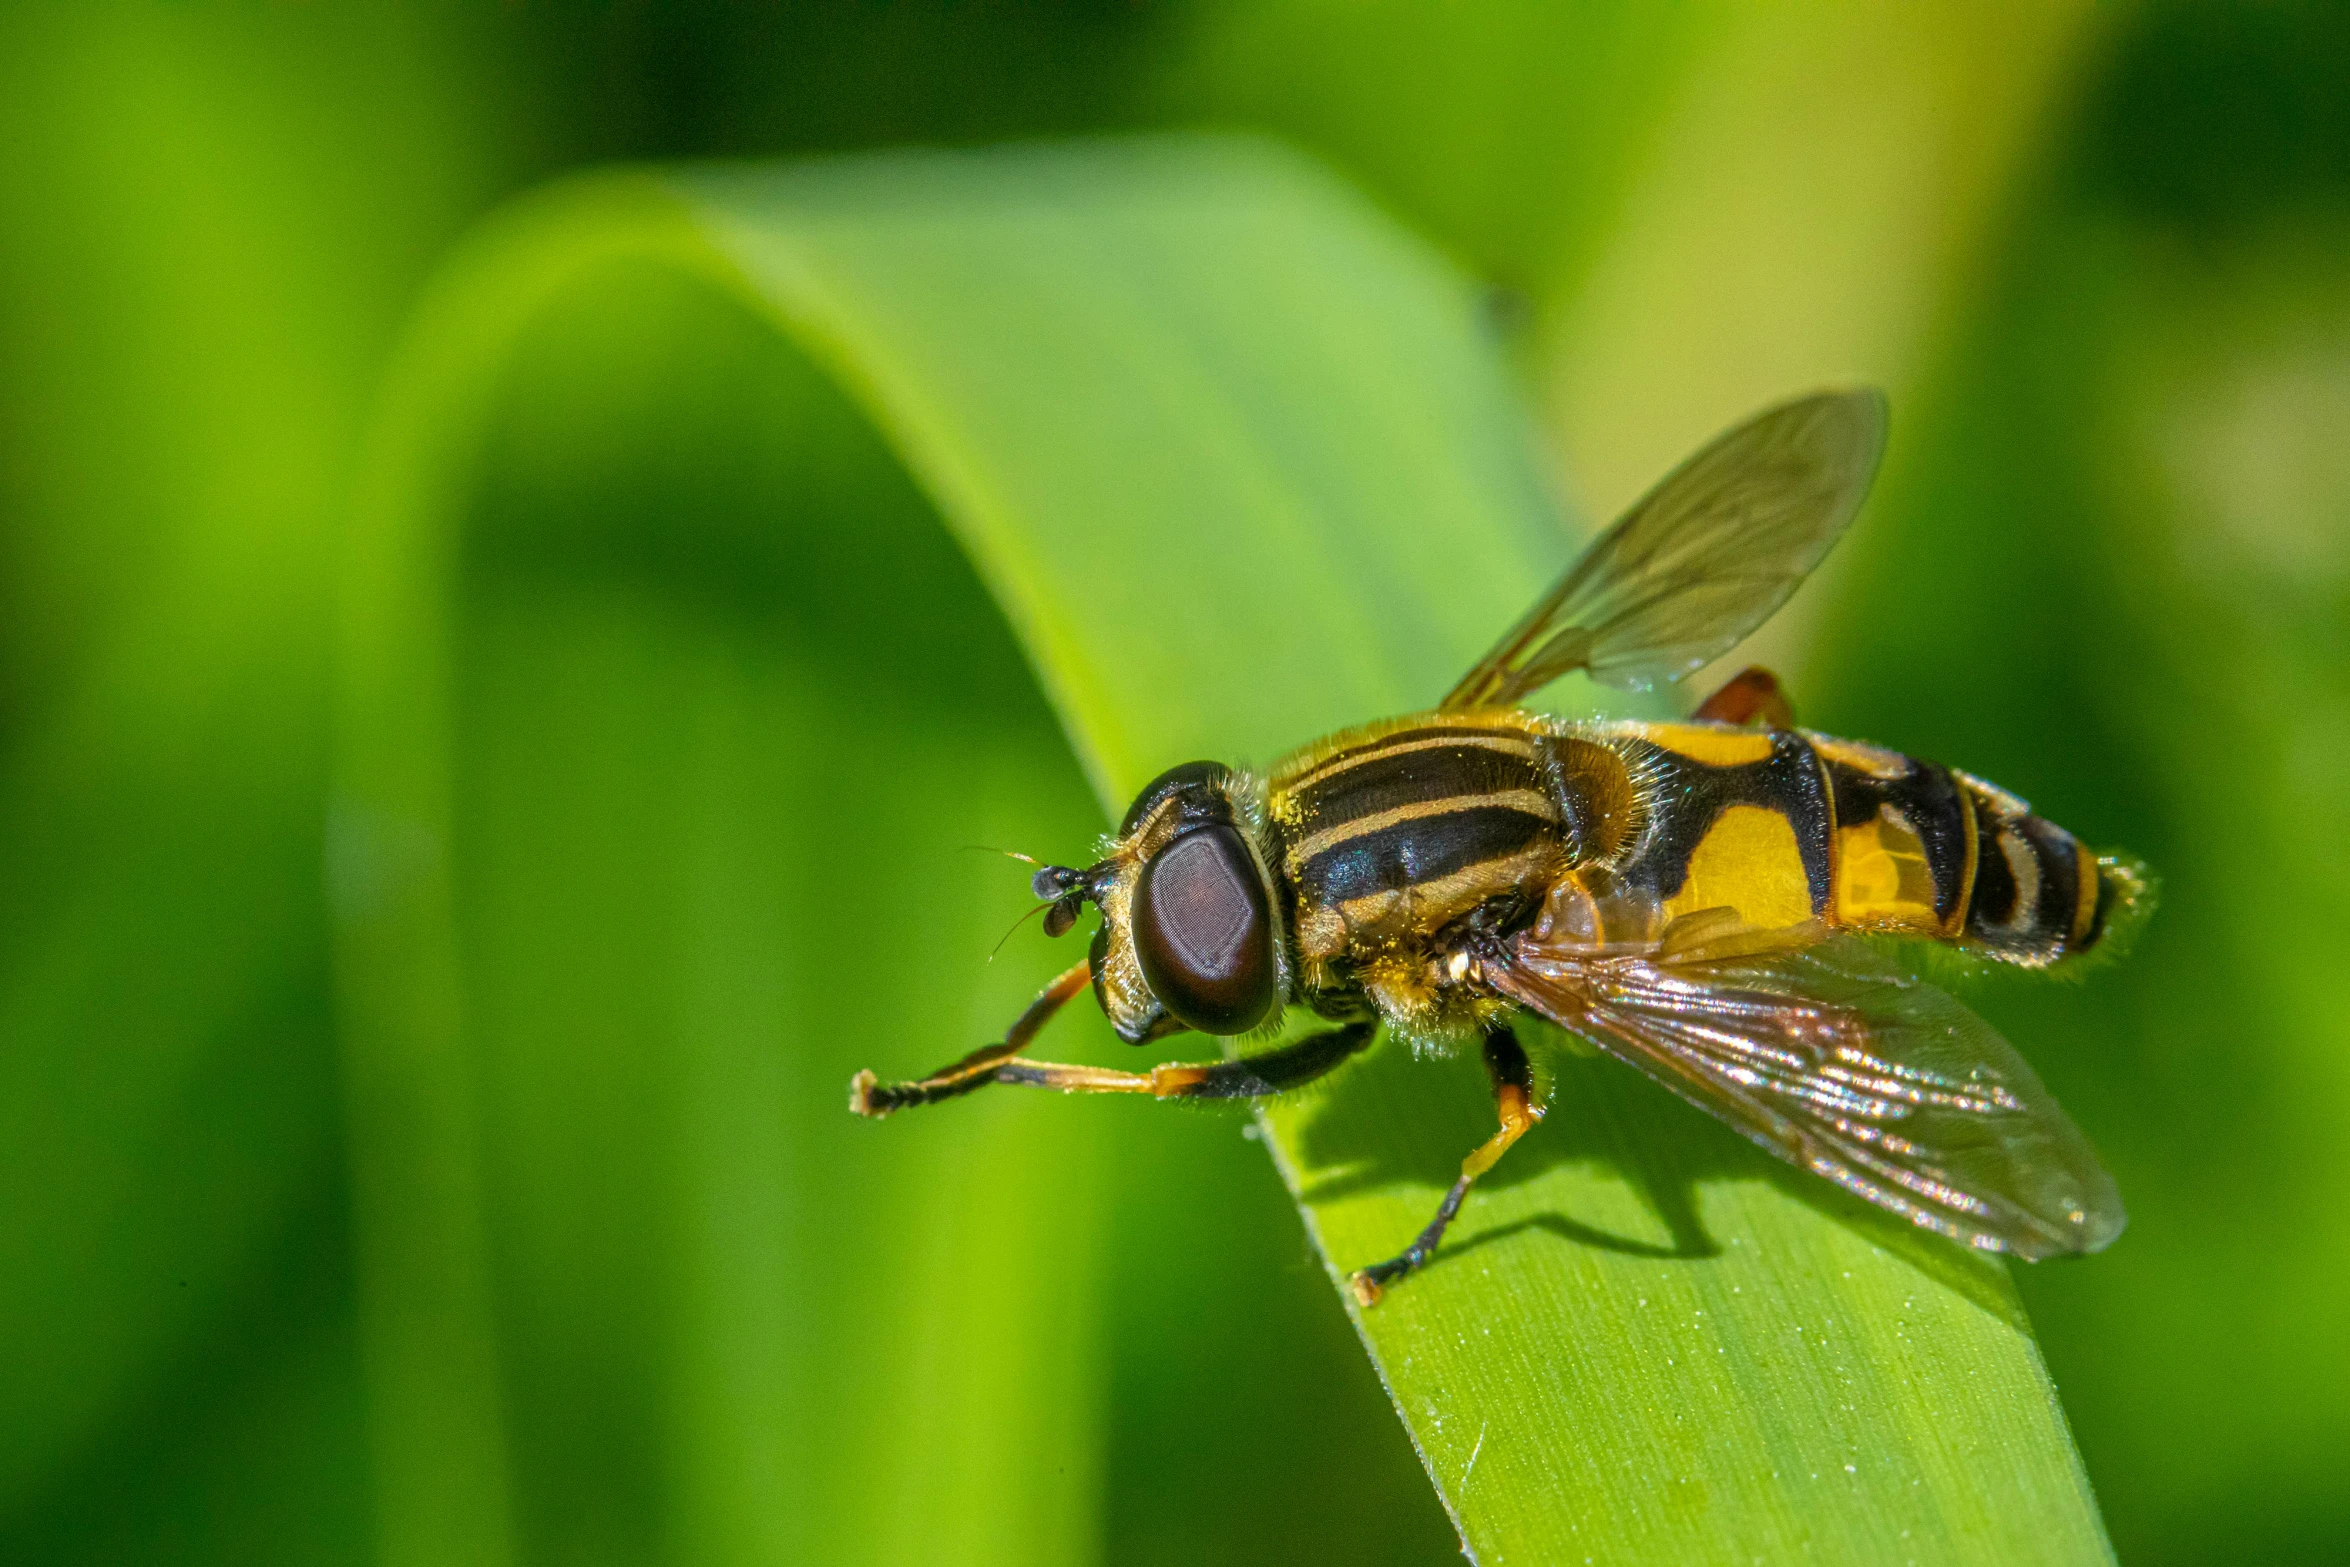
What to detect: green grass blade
<box><xmin>340</xmin><ymin>135</ymin><xmax>2113</xmax><ymax>1564</ymax></box>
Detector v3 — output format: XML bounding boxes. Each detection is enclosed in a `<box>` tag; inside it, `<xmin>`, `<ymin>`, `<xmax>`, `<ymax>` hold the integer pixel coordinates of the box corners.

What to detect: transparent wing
<box><xmin>1486</xmin><ymin>930</ymin><xmax>2124</xmax><ymax>1259</ymax></box>
<box><xmin>1442</xmin><ymin>388</ymin><xmax>1888</xmax><ymax>710</ymax></box>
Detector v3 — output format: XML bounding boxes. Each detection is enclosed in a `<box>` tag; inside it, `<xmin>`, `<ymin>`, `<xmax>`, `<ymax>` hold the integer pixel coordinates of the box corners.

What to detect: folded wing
<box><xmin>1486</xmin><ymin>929</ymin><xmax>2124</xmax><ymax>1258</ymax></box>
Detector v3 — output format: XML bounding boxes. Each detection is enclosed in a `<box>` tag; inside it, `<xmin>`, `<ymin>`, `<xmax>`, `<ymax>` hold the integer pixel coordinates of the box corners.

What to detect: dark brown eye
<box><xmin>1120</xmin><ymin>760</ymin><xmax>1233</xmax><ymax>835</ymax></box>
<box><xmin>1132</xmin><ymin>824</ymin><xmax>1276</xmax><ymax>1035</ymax></box>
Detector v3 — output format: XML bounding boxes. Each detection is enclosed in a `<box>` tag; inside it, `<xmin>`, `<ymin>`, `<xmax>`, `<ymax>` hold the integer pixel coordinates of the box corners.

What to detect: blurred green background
<box><xmin>1</xmin><ymin>3</ymin><xmax>2345</xmax><ymax>1564</ymax></box>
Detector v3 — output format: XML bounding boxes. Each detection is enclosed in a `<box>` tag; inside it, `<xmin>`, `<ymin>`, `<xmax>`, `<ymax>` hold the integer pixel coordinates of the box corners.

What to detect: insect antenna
<box><xmin>964</xmin><ymin>846</ymin><xmax>1093</xmax><ymax>951</ymax></box>
<box><xmin>988</xmin><ymin>897</ymin><xmax>1058</xmax><ymax>962</ymax></box>
<box><xmin>964</xmin><ymin>844</ymin><xmax>1047</xmax><ymax>868</ymax></box>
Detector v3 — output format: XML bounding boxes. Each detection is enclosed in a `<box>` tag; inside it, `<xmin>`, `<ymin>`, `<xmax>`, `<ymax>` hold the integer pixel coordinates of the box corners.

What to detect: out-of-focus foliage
<box><xmin>0</xmin><ymin>4</ymin><xmax>2343</xmax><ymax>1565</ymax></box>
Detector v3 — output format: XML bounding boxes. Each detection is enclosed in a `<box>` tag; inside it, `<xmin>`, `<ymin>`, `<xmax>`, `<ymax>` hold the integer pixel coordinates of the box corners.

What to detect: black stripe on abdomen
<box><xmin>2020</xmin><ymin>817</ymin><xmax>2086</xmax><ymax>940</ymax></box>
<box><xmin>1821</xmin><ymin>752</ymin><xmax>1971</xmax><ymax>925</ymax></box>
<box><xmin>1618</xmin><ymin>731</ymin><xmax>1833</xmax><ymax>915</ymax></box>
<box><xmin>1961</xmin><ymin>783</ymin><xmax>2090</xmax><ymax>965</ymax></box>
<box><xmin>1298</xmin><ymin>804</ymin><xmax>1553</xmax><ymax>907</ymax></box>
<box><xmin>1966</xmin><ymin>792</ymin><xmax>2020</xmax><ymax>931</ymax></box>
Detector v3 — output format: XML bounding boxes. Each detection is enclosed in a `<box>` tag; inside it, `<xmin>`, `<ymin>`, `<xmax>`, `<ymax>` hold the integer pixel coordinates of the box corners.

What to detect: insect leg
<box><xmin>848</xmin><ymin>960</ymin><xmax>1091</xmax><ymax>1117</ymax></box>
<box><xmin>988</xmin><ymin>1019</ymin><xmax>1375</xmax><ymax>1100</ymax></box>
<box><xmin>1692</xmin><ymin>664</ymin><xmax>1795</xmax><ymax>729</ymax></box>
<box><xmin>1348</xmin><ymin>1025</ymin><xmax>1542</xmax><ymax>1307</ymax></box>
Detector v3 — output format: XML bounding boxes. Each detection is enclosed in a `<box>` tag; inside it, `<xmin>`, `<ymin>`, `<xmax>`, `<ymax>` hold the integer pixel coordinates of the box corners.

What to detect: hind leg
<box><xmin>1693</xmin><ymin>665</ymin><xmax>1795</xmax><ymax>729</ymax></box>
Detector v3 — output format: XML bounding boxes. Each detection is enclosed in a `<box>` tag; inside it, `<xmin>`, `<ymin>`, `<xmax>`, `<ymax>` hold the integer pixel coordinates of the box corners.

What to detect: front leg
<box><xmin>852</xmin><ymin>973</ymin><xmax>1374</xmax><ymax>1117</ymax></box>
<box><xmin>849</xmin><ymin>960</ymin><xmax>1093</xmax><ymax>1117</ymax></box>
<box><xmin>988</xmin><ymin>1018</ymin><xmax>1375</xmax><ymax>1101</ymax></box>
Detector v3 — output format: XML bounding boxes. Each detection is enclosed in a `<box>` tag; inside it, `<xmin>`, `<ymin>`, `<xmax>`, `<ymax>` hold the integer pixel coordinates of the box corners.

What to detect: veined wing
<box><xmin>1485</xmin><ymin>929</ymin><xmax>2123</xmax><ymax>1259</ymax></box>
<box><xmin>1442</xmin><ymin>388</ymin><xmax>1887</xmax><ymax>710</ymax></box>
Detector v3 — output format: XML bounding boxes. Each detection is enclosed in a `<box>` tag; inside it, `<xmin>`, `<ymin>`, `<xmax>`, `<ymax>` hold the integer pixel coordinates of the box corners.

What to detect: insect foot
<box><xmin>847</xmin><ymin>1069</ymin><xmax>893</xmax><ymax>1119</ymax></box>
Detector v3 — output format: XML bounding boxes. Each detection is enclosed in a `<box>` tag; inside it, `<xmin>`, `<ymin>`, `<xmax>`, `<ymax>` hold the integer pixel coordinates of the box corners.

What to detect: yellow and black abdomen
<box><xmin>1598</xmin><ymin>723</ymin><xmax>2142</xmax><ymax>967</ymax></box>
<box><xmin>1808</xmin><ymin>731</ymin><xmax>2142</xmax><ymax>966</ymax></box>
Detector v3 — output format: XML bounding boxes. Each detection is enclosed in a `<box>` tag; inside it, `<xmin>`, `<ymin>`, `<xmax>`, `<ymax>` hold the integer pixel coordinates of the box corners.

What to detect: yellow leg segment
<box><xmin>989</xmin><ymin>1020</ymin><xmax>1373</xmax><ymax>1101</ymax></box>
<box><xmin>853</xmin><ymin>1014</ymin><xmax>1375</xmax><ymax>1117</ymax></box>
<box><xmin>1462</xmin><ymin>1080</ymin><xmax>1540</xmax><ymax>1178</ymax></box>
<box><xmin>1350</xmin><ymin>1026</ymin><xmax>1542</xmax><ymax>1307</ymax></box>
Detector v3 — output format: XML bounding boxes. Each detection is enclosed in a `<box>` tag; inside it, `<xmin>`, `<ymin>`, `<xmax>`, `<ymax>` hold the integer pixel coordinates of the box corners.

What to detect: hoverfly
<box><xmin>851</xmin><ymin>389</ymin><xmax>2151</xmax><ymax>1306</ymax></box>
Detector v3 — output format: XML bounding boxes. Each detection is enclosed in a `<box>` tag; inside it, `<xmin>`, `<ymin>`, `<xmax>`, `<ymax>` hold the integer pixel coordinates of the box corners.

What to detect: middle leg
<box><xmin>1348</xmin><ymin>1024</ymin><xmax>1542</xmax><ymax>1307</ymax></box>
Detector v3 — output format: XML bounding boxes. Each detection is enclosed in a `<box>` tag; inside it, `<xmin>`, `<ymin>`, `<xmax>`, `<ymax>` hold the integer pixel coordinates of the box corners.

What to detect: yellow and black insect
<box><xmin>850</xmin><ymin>389</ymin><xmax>2151</xmax><ymax>1305</ymax></box>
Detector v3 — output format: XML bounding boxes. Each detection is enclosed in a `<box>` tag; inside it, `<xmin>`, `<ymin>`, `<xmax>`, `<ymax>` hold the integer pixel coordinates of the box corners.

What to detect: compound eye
<box><xmin>1120</xmin><ymin>760</ymin><xmax>1233</xmax><ymax>836</ymax></box>
<box><xmin>1131</xmin><ymin>824</ymin><xmax>1276</xmax><ymax>1035</ymax></box>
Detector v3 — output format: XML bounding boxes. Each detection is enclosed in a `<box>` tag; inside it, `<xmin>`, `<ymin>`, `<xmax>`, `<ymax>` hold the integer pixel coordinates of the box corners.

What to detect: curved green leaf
<box><xmin>337</xmin><ymin>135</ymin><xmax>2112</xmax><ymax>1564</ymax></box>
